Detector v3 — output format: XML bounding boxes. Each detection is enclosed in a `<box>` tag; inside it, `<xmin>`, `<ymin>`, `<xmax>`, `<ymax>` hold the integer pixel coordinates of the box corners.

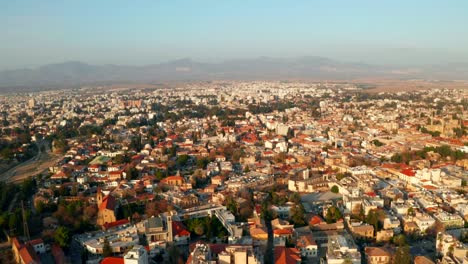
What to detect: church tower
<box><xmin>96</xmin><ymin>187</ymin><xmax>103</xmax><ymax>207</ymax></box>
<box><xmin>167</xmin><ymin>214</ymin><xmax>173</xmax><ymax>242</ymax></box>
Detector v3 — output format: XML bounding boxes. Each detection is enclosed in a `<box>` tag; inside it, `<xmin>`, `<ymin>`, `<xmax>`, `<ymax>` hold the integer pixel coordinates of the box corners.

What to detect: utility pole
<box><xmin>21</xmin><ymin>201</ymin><xmax>30</xmax><ymax>242</ymax></box>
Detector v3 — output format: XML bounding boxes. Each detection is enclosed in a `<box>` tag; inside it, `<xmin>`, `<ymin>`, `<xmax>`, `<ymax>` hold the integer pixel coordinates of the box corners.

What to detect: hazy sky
<box><xmin>1</xmin><ymin>0</ymin><xmax>468</xmax><ymax>70</ymax></box>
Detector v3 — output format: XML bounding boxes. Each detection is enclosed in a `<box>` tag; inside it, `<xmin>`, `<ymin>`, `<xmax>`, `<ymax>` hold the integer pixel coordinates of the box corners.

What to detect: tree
<box><xmin>36</xmin><ymin>201</ymin><xmax>45</xmax><ymax>214</ymax></box>
<box><xmin>460</xmin><ymin>230</ymin><xmax>468</xmax><ymax>243</ymax></box>
<box><xmin>391</xmin><ymin>153</ymin><xmax>403</xmax><ymax>163</ymax></box>
<box><xmin>54</xmin><ymin>226</ymin><xmax>70</xmax><ymax>248</ymax></box>
<box><xmin>372</xmin><ymin>139</ymin><xmax>384</xmax><ymax>147</ymax></box>
<box><xmin>325</xmin><ymin>206</ymin><xmax>342</xmax><ymax>224</ymax></box>
<box><xmin>331</xmin><ymin>185</ymin><xmax>339</xmax><ymax>193</ymax></box>
<box><xmin>288</xmin><ymin>193</ymin><xmax>301</xmax><ymax>204</ymax></box>
<box><xmin>102</xmin><ymin>238</ymin><xmax>112</xmax><ymax>257</ymax></box>
<box><xmin>168</xmin><ymin>244</ymin><xmax>183</xmax><ymax>264</ymax></box>
<box><xmin>226</xmin><ymin>197</ymin><xmax>238</xmax><ymax>215</ymax></box>
<box><xmin>289</xmin><ymin>205</ymin><xmax>306</xmax><ymax>227</ymax></box>
<box><xmin>176</xmin><ymin>154</ymin><xmax>189</xmax><ymax>167</ymax></box>
<box><xmin>392</xmin><ymin>234</ymin><xmax>407</xmax><ymax>247</ymax></box>
<box><xmin>194</xmin><ymin>225</ymin><xmax>205</xmax><ymax>236</ymax></box>
<box><xmin>392</xmin><ymin>246</ymin><xmax>411</xmax><ymax>264</ymax></box>
<box><xmin>196</xmin><ymin>157</ymin><xmax>209</xmax><ymax>169</ymax></box>
<box><xmin>125</xmin><ymin>167</ymin><xmax>139</xmax><ymax>180</ymax></box>
<box><xmin>366</xmin><ymin>210</ymin><xmax>380</xmax><ymax>233</ymax></box>
<box><xmin>113</xmin><ymin>154</ymin><xmax>126</xmax><ymax>164</ymax></box>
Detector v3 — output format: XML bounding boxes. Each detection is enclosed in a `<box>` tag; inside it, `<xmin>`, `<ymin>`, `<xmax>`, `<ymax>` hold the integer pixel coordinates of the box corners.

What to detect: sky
<box><xmin>1</xmin><ymin>0</ymin><xmax>468</xmax><ymax>70</ymax></box>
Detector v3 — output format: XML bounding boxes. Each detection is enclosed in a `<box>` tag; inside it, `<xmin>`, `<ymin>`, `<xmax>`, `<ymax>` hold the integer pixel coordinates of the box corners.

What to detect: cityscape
<box><xmin>1</xmin><ymin>1</ymin><xmax>468</xmax><ymax>264</ymax></box>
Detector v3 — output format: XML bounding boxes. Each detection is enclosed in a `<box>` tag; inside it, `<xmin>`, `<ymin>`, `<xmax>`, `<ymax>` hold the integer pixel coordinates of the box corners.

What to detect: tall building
<box><xmin>28</xmin><ymin>98</ymin><xmax>36</xmax><ymax>108</ymax></box>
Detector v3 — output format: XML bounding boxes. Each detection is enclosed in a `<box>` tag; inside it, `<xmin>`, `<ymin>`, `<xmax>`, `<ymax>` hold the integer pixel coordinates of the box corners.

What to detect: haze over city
<box><xmin>2</xmin><ymin>0</ymin><xmax>468</xmax><ymax>70</ymax></box>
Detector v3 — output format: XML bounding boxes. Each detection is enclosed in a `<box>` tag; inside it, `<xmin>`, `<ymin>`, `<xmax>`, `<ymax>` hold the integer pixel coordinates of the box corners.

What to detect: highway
<box><xmin>0</xmin><ymin>140</ymin><xmax>60</xmax><ymax>183</ymax></box>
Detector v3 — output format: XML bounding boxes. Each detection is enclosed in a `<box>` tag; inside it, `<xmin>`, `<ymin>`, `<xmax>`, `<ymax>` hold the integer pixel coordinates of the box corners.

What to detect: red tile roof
<box><xmin>273</xmin><ymin>228</ymin><xmax>294</xmax><ymax>235</ymax></box>
<box><xmin>19</xmin><ymin>244</ymin><xmax>38</xmax><ymax>264</ymax></box>
<box><xmin>172</xmin><ymin>221</ymin><xmax>190</xmax><ymax>237</ymax></box>
<box><xmin>99</xmin><ymin>194</ymin><xmax>117</xmax><ymax>211</ymax></box>
<box><xmin>401</xmin><ymin>168</ymin><xmax>415</xmax><ymax>176</ymax></box>
<box><xmin>309</xmin><ymin>215</ymin><xmax>324</xmax><ymax>226</ymax></box>
<box><xmin>101</xmin><ymin>257</ymin><xmax>124</xmax><ymax>264</ymax></box>
<box><xmin>28</xmin><ymin>238</ymin><xmax>44</xmax><ymax>246</ymax></box>
<box><xmin>274</xmin><ymin>246</ymin><xmax>301</xmax><ymax>264</ymax></box>
<box><xmin>103</xmin><ymin>219</ymin><xmax>130</xmax><ymax>230</ymax></box>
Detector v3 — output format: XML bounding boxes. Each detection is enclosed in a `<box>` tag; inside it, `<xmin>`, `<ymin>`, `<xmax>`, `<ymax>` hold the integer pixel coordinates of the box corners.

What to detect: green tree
<box><xmin>372</xmin><ymin>139</ymin><xmax>384</xmax><ymax>147</ymax></box>
<box><xmin>331</xmin><ymin>185</ymin><xmax>339</xmax><ymax>193</ymax></box>
<box><xmin>391</xmin><ymin>153</ymin><xmax>403</xmax><ymax>163</ymax></box>
<box><xmin>366</xmin><ymin>210</ymin><xmax>379</xmax><ymax>233</ymax></box>
<box><xmin>168</xmin><ymin>244</ymin><xmax>182</xmax><ymax>264</ymax></box>
<box><xmin>54</xmin><ymin>226</ymin><xmax>70</xmax><ymax>248</ymax></box>
<box><xmin>176</xmin><ymin>154</ymin><xmax>189</xmax><ymax>167</ymax></box>
<box><xmin>392</xmin><ymin>234</ymin><xmax>407</xmax><ymax>246</ymax></box>
<box><xmin>289</xmin><ymin>205</ymin><xmax>306</xmax><ymax>227</ymax></box>
<box><xmin>325</xmin><ymin>206</ymin><xmax>342</xmax><ymax>224</ymax></box>
<box><xmin>392</xmin><ymin>246</ymin><xmax>411</xmax><ymax>264</ymax></box>
<box><xmin>196</xmin><ymin>157</ymin><xmax>209</xmax><ymax>169</ymax></box>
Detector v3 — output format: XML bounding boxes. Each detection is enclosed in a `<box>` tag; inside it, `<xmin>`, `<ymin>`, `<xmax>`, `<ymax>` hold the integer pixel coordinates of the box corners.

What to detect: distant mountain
<box><xmin>1</xmin><ymin>57</ymin><xmax>467</xmax><ymax>92</ymax></box>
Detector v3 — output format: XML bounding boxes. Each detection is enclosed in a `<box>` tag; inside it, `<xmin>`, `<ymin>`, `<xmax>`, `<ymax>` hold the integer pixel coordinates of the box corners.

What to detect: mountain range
<box><xmin>1</xmin><ymin>56</ymin><xmax>467</xmax><ymax>93</ymax></box>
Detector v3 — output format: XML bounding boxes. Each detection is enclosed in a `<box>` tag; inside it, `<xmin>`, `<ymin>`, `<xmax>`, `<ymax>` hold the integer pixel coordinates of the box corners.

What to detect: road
<box><xmin>0</xmin><ymin>140</ymin><xmax>61</xmax><ymax>183</ymax></box>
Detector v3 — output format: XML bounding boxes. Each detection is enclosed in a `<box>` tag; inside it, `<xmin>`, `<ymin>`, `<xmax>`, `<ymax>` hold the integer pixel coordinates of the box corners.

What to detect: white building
<box><xmin>124</xmin><ymin>245</ymin><xmax>148</xmax><ymax>264</ymax></box>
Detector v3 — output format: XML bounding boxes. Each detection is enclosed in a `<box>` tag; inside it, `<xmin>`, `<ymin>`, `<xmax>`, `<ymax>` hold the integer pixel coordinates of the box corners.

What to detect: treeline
<box><xmin>0</xmin><ymin>127</ymin><xmax>33</xmax><ymax>160</ymax></box>
<box><xmin>0</xmin><ymin>178</ymin><xmax>37</xmax><ymax>238</ymax></box>
<box><xmin>184</xmin><ymin>216</ymin><xmax>228</xmax><ymax>239</ymax></box>
<box><xmin>391</xmin><ymin>145</ymin><xmax>467</xmax><ymax>164</ymax></box>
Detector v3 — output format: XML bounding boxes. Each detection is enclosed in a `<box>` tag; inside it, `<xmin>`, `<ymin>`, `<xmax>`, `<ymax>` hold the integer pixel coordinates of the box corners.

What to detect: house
<box><xmin>274</xmin><ymin>246</ymin><xmax>301</xmax><ymax>264</ymax></box>
<box><xmin>249</xmin><ymin>217</ymin><xmax>269</xmax><ymax>241</ymax></box>
<box><xmin>29</xmin><ymin>238</ymin><xmax>46</xmax><ymax>255</ymax></box>
<box><xmin>211</xmin><ymin>175</ymin><xmax>225</xmax><ymax>185</ymax></box>
<box><xmin>160</xmin><ymin>176</ymin><xmax>184</xmax><ymax>186</ymax></box>
<box><xmin>365</xmin><ymin>247</ymin><xmax>392</xmax><ymax>264</ymax></box>
<box><xmin>413</xmin><ymin>214</ymin><xmax>436</xmax><ymax>233</ymax></box>
<box><xmin>296</xmin><ymin>234</ymin><xmax>317</xmax><ymax>258</ymax></box>
<box><xmin>433</xmin><ymin>212</ymin><xmax>464</xmax><ymax>229</ymax></box>
<box><xmin>11</xmin><ymin>237</ymin><xmax>41</xmax><ymax>264</ymax></box>
<box><xmin>351</xmin><ymin>224</ymin><xmax>374</xmax><ymax>239</ymax></box>
<box><xmin>403</xmin><ymin>221</ymin><xmax>419</xmax><ymax>234</ymax></box>
<box><xmin>326</xmin><ymin>235</ymin><xmax>361</xmax><ymax>264</ymax></box>
<box><xmin>376</xmin><ymin>229</ymin><xmax>394</xmax><ymax>242</ymax></box>
<box><xmin>101</xmin><ymin>245</ymin><xmax>149</xmax><ymax>264</ymax></box>
<box><xmin>414</xmin><ymin>256</ymin><xmax>435</xmax><ymax>264</ymax></box>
